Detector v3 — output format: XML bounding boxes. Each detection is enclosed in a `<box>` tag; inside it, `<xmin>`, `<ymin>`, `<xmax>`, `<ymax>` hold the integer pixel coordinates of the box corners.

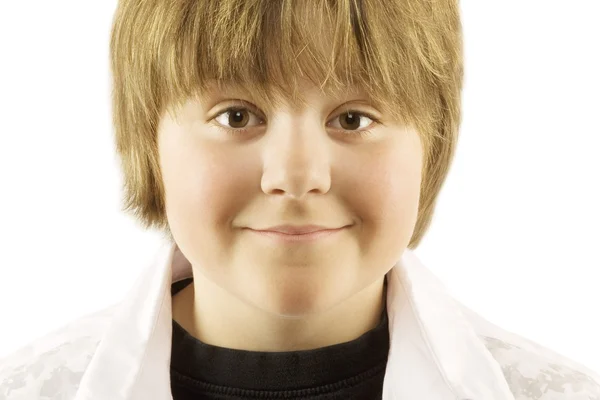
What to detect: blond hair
<box><xmin>109</xmin><ymin>0</ymin><xmax>463</xmax><ymax>249</ymax></box>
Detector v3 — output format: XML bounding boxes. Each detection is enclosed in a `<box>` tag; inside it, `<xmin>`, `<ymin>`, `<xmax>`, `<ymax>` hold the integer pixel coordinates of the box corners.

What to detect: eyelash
<box><xmin>211</xmin><ymin>107</ymin><xmax>379</xmax><ymax>139</ymax></box>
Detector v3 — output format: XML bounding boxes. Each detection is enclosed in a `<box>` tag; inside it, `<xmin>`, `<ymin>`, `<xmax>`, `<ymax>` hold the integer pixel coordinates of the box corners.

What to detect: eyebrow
<box><xmin>195</xmin><ymin>80</ymin><xmax>377</xmax><ymax>114</ymax></box>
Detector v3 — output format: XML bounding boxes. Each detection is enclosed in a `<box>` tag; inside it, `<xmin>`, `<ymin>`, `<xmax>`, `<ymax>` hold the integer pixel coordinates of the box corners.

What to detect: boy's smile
<box><xmin>243</xmin><ymin>224</ymin><xmax>350</xmax><ymax>243</ymax></box>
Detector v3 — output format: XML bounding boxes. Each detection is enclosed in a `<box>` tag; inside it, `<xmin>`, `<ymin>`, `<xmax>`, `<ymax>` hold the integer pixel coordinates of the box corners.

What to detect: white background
<box><xmin>0</xmin><ymin>1</ymin><xmax>598</xmax><ymax>374</ymax></box>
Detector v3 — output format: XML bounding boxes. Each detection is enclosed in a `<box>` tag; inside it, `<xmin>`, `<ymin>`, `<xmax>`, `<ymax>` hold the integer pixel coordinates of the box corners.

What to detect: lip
<box><xmin>246</xmin><ymin>226</ymin><xmax>348</xmax><ymax>243</ymax></box>
<box><xmin>256</xmin><ymin>225</ymin><xmax>344</xmax><ymax>234</ymax></box>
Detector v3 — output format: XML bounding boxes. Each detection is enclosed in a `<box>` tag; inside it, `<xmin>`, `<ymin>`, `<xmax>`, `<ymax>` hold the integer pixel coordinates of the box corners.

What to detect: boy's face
<box><xmin>158</xmin><ymin>79</ymin><xmax>423</xmax><ymax>317</ymax></box>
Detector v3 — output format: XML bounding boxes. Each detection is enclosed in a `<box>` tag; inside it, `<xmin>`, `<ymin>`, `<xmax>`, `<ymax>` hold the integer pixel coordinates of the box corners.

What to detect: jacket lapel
<box><xmin>382</xmin><ymin>249</ymin><xmax>515</xmax><ymax>399</ymax></box>
<box><xmin>73</xmin><ymin>241</ymin><xmax>176</xmax><ymax>400</ymax></box>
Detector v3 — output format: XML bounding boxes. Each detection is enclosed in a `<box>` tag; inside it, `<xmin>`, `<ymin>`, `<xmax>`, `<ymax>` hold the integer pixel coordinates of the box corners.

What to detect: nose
<box><xmin>260</xmin><ymin>118</ymin><xmax>332</xmax><ymax>200</ymax></box>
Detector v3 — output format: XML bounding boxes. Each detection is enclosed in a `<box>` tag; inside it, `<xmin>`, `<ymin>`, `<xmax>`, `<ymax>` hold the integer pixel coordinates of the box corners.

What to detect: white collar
<box><xmin>74</xmin><ymin>239</ymin><xmax>515</xmax><ymax>400</ymax></box>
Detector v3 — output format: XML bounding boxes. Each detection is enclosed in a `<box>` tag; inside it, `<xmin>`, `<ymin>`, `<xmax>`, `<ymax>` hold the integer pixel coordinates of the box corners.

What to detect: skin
<box><xmin>161</xmin><ymin>79</ymin><xmax>423</xmax><ymax>352</ymax></box>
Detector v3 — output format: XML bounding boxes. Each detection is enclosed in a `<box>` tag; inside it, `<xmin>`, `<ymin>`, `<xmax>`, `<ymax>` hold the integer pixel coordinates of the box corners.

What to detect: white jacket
<box><xmin>1</xmin><ymin>241</ymin><xmax>599</xmax><ymax>400</ymax></box>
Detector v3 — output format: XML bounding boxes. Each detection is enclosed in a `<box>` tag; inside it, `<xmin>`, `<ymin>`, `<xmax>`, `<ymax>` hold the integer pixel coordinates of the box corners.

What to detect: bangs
<box><xmin>148</xmin><ymin>0</ymin><xmax>436</xmax><ymax>124</ymax></box>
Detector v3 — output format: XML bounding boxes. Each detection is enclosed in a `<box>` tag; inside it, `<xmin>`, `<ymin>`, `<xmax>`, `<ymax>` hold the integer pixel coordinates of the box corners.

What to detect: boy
<box><xmin>1</xmin><ymin>0</ymin><xmax>599</xmax><ymax>399</ymax></box>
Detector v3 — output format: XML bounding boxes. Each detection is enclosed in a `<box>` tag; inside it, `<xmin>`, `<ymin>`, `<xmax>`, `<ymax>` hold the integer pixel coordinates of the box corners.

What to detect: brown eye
<box><xmin>228</xmin><ymin>109</ymin><xmax>250</xmax><ymax>128</ymax></box>
<box><xmin>339</xmin><ymin>112</ymin><xmax>362</xmax><ymax>130</ymax></box>
<box><xmin>214</xmin><ymin>107</ymin><xmax>263</xmax><ymax>132</ymax></box>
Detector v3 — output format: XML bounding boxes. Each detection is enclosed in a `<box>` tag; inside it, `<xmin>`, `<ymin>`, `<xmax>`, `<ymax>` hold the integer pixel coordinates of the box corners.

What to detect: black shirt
<box><xmin>170</xmin><ymin>278</ymin><xmax>390</xmax><ymax>400</ymax></box>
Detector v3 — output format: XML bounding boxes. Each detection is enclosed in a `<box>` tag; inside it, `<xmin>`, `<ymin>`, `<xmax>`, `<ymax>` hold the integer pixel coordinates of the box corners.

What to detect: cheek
<box><xmin>159</xmin><ymin>139</ymin><xmax>246</xmax><ymax>240</ymax></box>
<box><xmin>345</xmin><ymin>141</ymin><xmax>422</xmax><ymax>251</ymax></box>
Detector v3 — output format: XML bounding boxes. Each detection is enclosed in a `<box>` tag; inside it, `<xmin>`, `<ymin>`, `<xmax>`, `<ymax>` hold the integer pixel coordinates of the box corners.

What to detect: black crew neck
<box><xmin>169</xmin><ymin>277</ymin><xmax>390</xmax><ymax>397</ymax></box>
